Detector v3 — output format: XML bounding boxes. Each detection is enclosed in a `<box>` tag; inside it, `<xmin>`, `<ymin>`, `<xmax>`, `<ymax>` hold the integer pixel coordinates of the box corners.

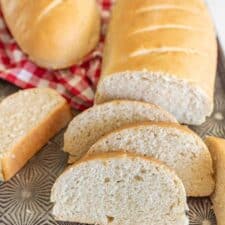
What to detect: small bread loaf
<box><xmin>0</xmin><ymin>88</ymin><xmax>72</xmax><ymax>181</ymax></box>
<box><xmin>0</xmin><ymin>0</ymin><xmax>100</xmax><ymax>69</ymax></box>
<box><xmin>64</xmin><ymin>100</ymin><xmax>177</xmax><ymax>162</ymax></box>
<box><xmin>51</xmin><ymin>152</ymin><xmax>189</xmax><ymax>225</ymax></box>
<box><xmin>95</xmin><ymin>0</ymin><xmax>217</xmax><ymax>125</ymax></box>
<box><xmin>205</xmin><ymin>136</ymin><xmax>225</xmax><ymax>225</ymax></box>
<box><xmin>88</xmin><ymin>122</ymin><xmax>214</xmax><ymax>197</ymax></box>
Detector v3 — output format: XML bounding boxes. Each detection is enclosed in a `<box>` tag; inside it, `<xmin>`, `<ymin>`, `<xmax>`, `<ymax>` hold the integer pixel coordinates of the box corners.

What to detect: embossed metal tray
<box><xmin>0</xmin><ymin>43</ymin><xmax>224</xmax><ymax>225</ymax></box>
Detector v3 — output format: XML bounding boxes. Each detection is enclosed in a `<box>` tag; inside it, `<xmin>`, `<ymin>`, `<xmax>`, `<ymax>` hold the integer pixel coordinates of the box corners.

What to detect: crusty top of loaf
<box><xmin>95</xmin><ymin>0</ymin><xmax>217</xmax><ymax>125</ymax></box>
<box><xmin>0</xmin><ymin>88</ymin><xmax>66</xmax><ymax>154</ymax></box>
<box><xmin>99</xmin><ymin>0</ymin><xmax>217</xmax><ymax>98</ymax></box>
<box><xmin>0</xmin><ymin>0</ymin><xmax>100</xmax><ymax>69</ymax></box>
<box><xmin>115</xmin><ymin>0</ymin><xmax>207</xmax><ymax>10</ymax></box>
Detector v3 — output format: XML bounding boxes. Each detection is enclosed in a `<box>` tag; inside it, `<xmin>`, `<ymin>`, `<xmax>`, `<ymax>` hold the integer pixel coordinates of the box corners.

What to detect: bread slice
<box><xmin>64</xmin><ymin>100</ymin><xmax>177</xmax><ymax>163</ymax></box>
<box><xmin>88</xmin><ymin>122</ymin><xmax>214</xmax><ymax>197</ymax></box>
<box><xmin>95</xmin><ymin>0</ymin><xmax>217</xmax><ymax>125</ymax></box>
<box><xmin>205</xmin><ymin>136</ymin><xmax>225</xmax><ymax>225</ymax></box>
<box><xmin>0</xmin><ymin>88</ymin><xmax>72</xmax><ymax>181</ymax></box>
<box><xmin>51</xmin><ymin>152</ymin><xmax>189</xmax><ymax>225</ymax></box>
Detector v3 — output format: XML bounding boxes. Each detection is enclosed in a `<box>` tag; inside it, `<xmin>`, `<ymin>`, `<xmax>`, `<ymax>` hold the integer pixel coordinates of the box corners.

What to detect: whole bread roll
<box><xmin>95</xmin><ymin>0</ymin><xmax>217</xmax><ymax>125</ymax></box>
<box><xmin>0</xmin><ymin>0</ymin><xmax>101</xmax><ymax>69</ymax></box>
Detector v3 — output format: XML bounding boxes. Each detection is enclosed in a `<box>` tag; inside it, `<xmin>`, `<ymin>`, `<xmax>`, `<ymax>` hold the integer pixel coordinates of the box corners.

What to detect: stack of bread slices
<box><xmin>51</xmin><ymin>99</ymin><xmax>215</xmax><ymax>225</ymax></box>
<box><xmin>0</xmin><ymin>0</ymin><xmax>220</xmax><ymax>224</ymax></box>
<box><xmin>0</xmin><ymin>87</ymin><xmax>218</xmax><ymax>225</ymax></box>
<box><xmin>51</xmin><ymin>0</ymin><xmax>218</xmax><ymax>224</ymax></box>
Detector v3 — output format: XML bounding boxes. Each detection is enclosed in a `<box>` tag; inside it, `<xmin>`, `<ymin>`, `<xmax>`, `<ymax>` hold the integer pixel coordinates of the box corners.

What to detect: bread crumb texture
<box><xmin>51</xmin><ymin>153</ymin><xmax>189</xmax><ymax>225</ymax></box>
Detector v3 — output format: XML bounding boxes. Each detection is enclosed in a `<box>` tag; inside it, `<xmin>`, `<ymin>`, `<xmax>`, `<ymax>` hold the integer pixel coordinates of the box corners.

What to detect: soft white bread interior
<box><xmin>0</xmin><ymin>0</ymin><xmax>101</xmax><ymax>69</ymax></box>
<box><xmin>88</xmin><ymin>122</ymin><xmax>215</xmax><ymax>197</ymax></box>
<box><xmin>51</xmin><ymin>152</ymin><xmax>189</xmax><ymax>225</ymax></box>
<box><xmin>205</xmin><ymin>136</ymin><xmax>225</xmax><ymax>225</ymax></box>
<box><xmin>95</xmin><ymin>0</ymin><xmax>217</xmax><ymax>125</ymax></box>
<box><xmin>0</xmin><ymin>88</ymin><xmax>72</xmax><ymax>181</ymax></box>
<box><xmin>64</xmin><ymin>100</ymin><xmax>177</xmax><ymax>163</ymax></box>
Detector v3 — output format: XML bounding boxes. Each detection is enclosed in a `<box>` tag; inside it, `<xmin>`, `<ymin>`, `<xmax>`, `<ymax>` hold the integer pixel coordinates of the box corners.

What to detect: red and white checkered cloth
<box><xmin>0</xmin><ymin>0</ymin><xmax>113</xmax><ymax>111</ymax></box>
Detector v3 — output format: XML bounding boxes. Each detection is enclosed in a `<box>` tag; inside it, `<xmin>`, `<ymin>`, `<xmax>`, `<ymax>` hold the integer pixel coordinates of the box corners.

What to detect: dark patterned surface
<box><xmin>0</xmin><ymin>45</ymin><xmax>224</xmax><ymax>225</ymax></box>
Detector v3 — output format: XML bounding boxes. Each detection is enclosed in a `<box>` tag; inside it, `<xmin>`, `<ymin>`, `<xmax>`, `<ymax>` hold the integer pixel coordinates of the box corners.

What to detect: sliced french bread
<box><xmin>205</xmin><ymin>136</ymin><xmax>225</xmax><ymax>225</ymax></box>
<box><xmin>51</xmin><ymin>152</ymin><xmax>189</xmax><ymax>225</ymax></box>
<box><xmin>0</xmin><ymin>88</ymin><xmax>72</xmax><ymax>181</ymax></box>
<box><xmin>88</xmin><ymin>122</ymin><xmax>214</xmax><ymax>197</ymax></box>
<box><xmin>64</xmin><ymin>100</ymin><xmax>177</xmax><ymax>163</ymax></box>
<box><xmin>95</xmin><ymin>0</ymin><xmax>217</xmax><ymax>125</ymax></box>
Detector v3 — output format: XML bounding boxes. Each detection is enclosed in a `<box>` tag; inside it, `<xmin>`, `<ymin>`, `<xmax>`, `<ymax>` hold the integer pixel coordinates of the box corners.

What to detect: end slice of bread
<box><xmin>51</xmin><ymin>152</ymin><xmax>189</xmax><ymax>225</ymax></box>
<box><xmin>0</xmin><ymin>88</ymin><xmax>72</xmax><ymax>181</ymax></box>
<box><xmin>88</xmin><ymin>122</ymin><xmax>214</xmax><ymax>197</ymax></box>
<box><xmin>64</xmin><ymin>100</ymin><xmax>177</xmax><ymax>163</ymax></box>
<box><xmin>205</xmin><ymin>136</ymin><xmax>225</xmax><ymax>225</ymax></box>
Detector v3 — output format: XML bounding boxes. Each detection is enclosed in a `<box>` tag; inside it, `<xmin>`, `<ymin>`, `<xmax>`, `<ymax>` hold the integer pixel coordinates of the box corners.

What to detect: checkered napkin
<box><xmin>0</xmin><ymin>0</ymin><xmax>113</xmax><ymax>110</ymax></box>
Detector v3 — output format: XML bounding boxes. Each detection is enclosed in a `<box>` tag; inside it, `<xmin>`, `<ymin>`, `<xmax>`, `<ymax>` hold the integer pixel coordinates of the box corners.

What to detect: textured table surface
<box><xmin>0</xmin><ymin>46</ymin><xmax>225</xmax><ymax>225</ymax></box>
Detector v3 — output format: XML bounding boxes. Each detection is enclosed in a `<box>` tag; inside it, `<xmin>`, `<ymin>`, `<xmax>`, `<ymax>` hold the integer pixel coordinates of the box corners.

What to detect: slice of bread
<box><xmin>205</xmin><ymin>136</ymin><xmax>225</xmax><ymax>225</ymax></box>
<box><xmin>88</xmin><ymin>122</ymin><xmax>214</xmax><ymax>197</ymax></box>
<box><xmin>0</xmin><ymin>88</ymin><xmax>72</xmax><ymax>181</ymax></box>
<box><xmin>51</xmin><ymin>152</ymin><xmax>189</xmax><ymax>225</ymax></box>
<box><xmin>64</xmin><ymin>100</ymin><xmax>177</xmax><ymax>163</ymax></box>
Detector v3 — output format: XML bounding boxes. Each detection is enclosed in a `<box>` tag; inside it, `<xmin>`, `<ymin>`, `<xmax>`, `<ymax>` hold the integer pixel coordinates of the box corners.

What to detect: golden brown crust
<box><xmin>0</xmin><ymin>0</ymin><xmax>100</xmax><ymax>69</ymax></box>
<box><xmin>117</xmin><ymin>29</ymin><xmax>214</xmax><ymax>55</ymax></box>
<box><xmin>97</xmin><ymin>0</ymin><xmax>217</xmax><ymax>104</ymax></box>
<box><xmin>115</xmin><ymin>0</ymin><xmax>207</xmax><ymax>10</ymax></box>
<box><xmin>1</xmin><ymin>102</ymin><xmax>73</xmax><ymax>181</ymax></box>
<box><xmin>205</xmin><ymin>136</ymin><xmax>225</xmax><ymax>225</ymax></box>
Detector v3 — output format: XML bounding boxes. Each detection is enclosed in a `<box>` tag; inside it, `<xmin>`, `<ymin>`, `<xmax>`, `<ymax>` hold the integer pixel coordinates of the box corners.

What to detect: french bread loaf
<box><xmin>205</xmin><ymin>136</ymin><xmax>225</xmax><ymax>225</ymax></box>
<box><xmin>0</xmin><ymin>88</ymin><xmax>72</xmax><ymax>181</ymax></box>
<box><xmin>95</xmin><ymin>0</ymin><xmax>217</xmax><ymax>125</ymax></box>
<box><xmin>64</xmin><ymin>100</ymin><xmax>177</xmax><ymax>163</ymax></box>
<box><xmin>0</xmin><ymin>0</ymin><xmax>100</xmax><ymax>69</ymax></box>
<box><xmin>51</xmin><ymin>152</ymin><xmax>189</xmax><ymax>225</ymax></box>
<box><xmin>88</xmin><ymin>122</ymin><xmax>215</xmax><ymax>197</ymax></box>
